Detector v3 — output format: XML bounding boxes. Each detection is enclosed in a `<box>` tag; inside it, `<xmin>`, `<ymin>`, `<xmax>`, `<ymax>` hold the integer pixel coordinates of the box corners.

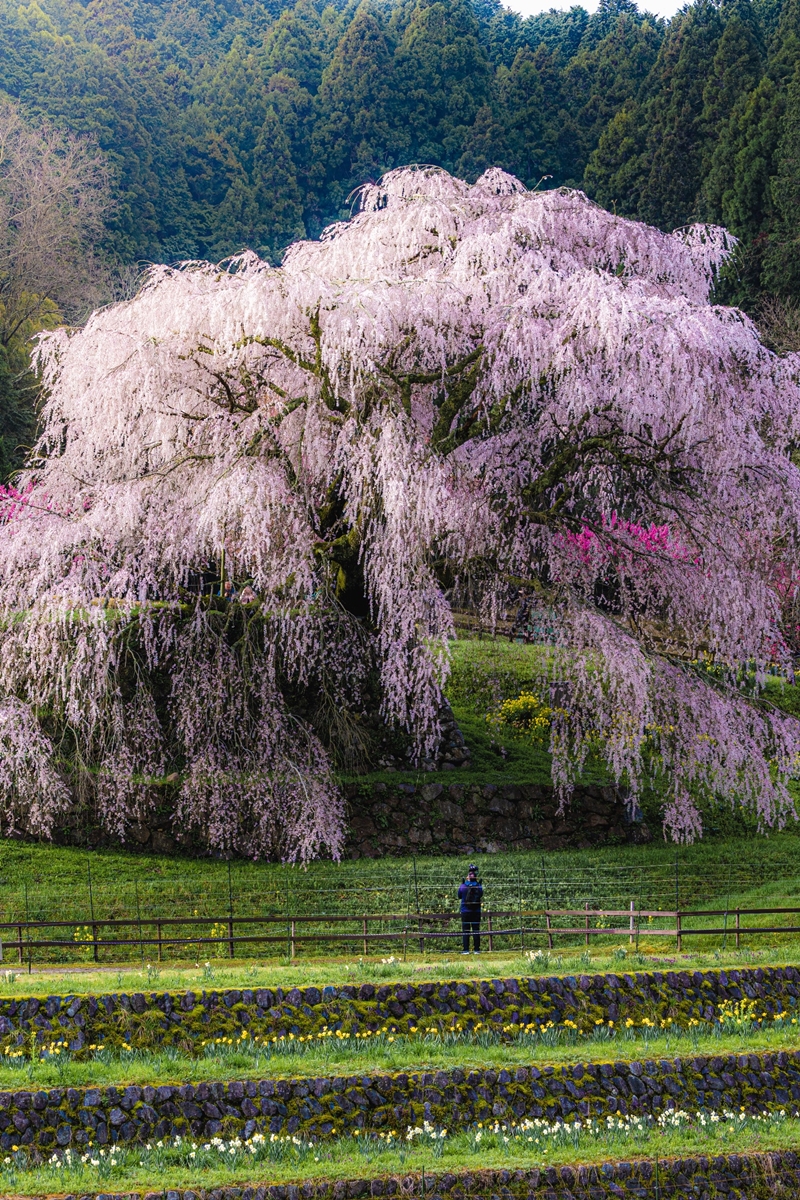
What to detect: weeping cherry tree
<box><xmin>2</xmin><ymin>166</ymin><xmax>800</xmax><ymax>858</ymax></box>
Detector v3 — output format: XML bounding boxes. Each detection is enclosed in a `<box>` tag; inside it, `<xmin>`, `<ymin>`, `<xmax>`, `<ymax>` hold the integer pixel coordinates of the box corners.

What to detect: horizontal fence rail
<box><xmin>1</xmin><ymin>904</ymin><xmax>800</xmax><ymax>964</ymax></box>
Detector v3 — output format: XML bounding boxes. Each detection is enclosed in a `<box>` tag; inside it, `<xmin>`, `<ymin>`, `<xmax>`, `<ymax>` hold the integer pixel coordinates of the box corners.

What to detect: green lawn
<box><xmin>345</xmin><ymin>639</ymin><xmax>800</xmax><ymax>815</ymax></box>
<box><xmin>344</xmin><ymin>637</ymin><xmax>598</xmax><ymax>788</ymax></box>
<box><xmin>0</xmin><ymin>936</ymin><xmax>793</xmax><ymax>985</ymax></box>
<box><xmin>0</xmin><ymin>941</ymin><xmax>797</xmax><ymax>999</ymax></box>
<box><xmin>4</xmin><ymin>830</ymin><xmax>800</xmax><ymax>919</ymax></box>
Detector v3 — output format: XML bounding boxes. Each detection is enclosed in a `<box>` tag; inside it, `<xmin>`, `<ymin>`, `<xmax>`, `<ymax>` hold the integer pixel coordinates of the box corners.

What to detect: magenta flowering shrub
<box><xmin>556</xmin><ymin>516</ymin><xmax>696</xmax><ymax>575</ymax></box>
<box><xmin>0</xmin><ymin>482</ymin><xmax>34</xmax><ymax>521</ymax></box>
<box><xmin>2</xmin><ymin>165</ymin><xmax>800</xmax><ymax>853</ymax></box>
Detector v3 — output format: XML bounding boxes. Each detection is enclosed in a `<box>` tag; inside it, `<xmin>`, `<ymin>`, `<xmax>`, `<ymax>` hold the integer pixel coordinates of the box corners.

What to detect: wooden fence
<box><xmin>1</xmin><ymin>904</ymin><xmax>800</xmax><ymax>964</ymax></box>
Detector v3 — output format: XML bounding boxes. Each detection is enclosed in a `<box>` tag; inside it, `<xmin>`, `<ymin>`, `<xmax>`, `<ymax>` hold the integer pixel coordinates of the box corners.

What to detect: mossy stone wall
<box><xmin>343</xmin><ymin>782</ymin><xmax>649</xmax><ymax>859</ymax></box>
<box><xmin>57</xmin><ymin>780</ymin><xmax>649</xmax><ymax>859</ymax></box>
<box><xmin>2</xmin><ymin>966</ymin><xmax>798</xmax><ymax>1054</ymax></box>
<box><xmin>1</xmin><ymin>1049</ymin><xmax>799</xmax><ymax>1153</ymax></box>
<box><xmin>31</xmin><ymin>1149</ymin><xmax>800</xmax><ymax>1199</ymax></box>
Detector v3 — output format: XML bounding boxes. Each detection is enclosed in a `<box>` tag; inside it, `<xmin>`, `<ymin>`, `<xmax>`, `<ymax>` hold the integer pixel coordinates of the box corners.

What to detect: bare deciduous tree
<box><xmin>0</xmin><ymin>101</ymin><xmax>111</xmax><ymax>339</ymax></box>
<box><xmin>757</xmin><ymin>295</ymin><xmax>800</xmax><ymax>357</ymax></box>
<box><xmin>0</xmin><ymin>101</ymin><xmax>111</xmax><ymax>476</ymax></box>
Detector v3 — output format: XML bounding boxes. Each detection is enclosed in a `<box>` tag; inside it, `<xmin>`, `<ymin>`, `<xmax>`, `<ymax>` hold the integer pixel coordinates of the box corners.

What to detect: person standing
<box><xmin>458</xmin><ymin>864</ymin><xmax>483</xmax><ymax>953</ymax></box>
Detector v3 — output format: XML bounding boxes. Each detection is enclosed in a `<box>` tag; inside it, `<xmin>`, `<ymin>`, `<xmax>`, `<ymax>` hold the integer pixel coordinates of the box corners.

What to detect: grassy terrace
<box><xmin>0</xmin><ymin>943</ymin><xmax>798</xmax><ymax>999</ymax></box>
<box><xmin>356</xmin><ymin>636</ymin><xmax>800</xmax><ymax>795</ymax></box>
<box><xmin>0</xmin><ymin>1020</ymin><xmax>798</xmax><ymax>1090</ymax></box>
<box><xmin>0</xmin><ymin>693</ymin><xmax>798</xmax><ymax>1197</ymax></box>
<box><xmin>17</xmin><ymin>827</ymin><xmax>796</xmax><ymax>923</ymax></box>
<box><xmin>3</xmin><ymin>1111</ymin><xmax>800</xmax><ymax>1197</ymax></box>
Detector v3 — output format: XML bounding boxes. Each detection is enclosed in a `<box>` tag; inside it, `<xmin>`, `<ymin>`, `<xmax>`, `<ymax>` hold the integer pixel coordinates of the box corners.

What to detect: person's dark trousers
<box><xmin>462</xmin><ymin>912</ymin><xmax>481</xmax><ymax>951</ymax></box>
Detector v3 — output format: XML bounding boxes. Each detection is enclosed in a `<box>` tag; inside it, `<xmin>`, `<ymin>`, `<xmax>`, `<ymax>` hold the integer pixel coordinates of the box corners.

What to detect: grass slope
<box><xmin>1</xmin><ymin>829</ymin><xmax>800</xmax><ymax>978</ymax></box>
<box><xmin>346</xmin><ymin>639</ymin><xmax>800</xmax><ymax>822</ymax></box>
<box><xmin>345</xmin><ymin>639</ymin><xmax>590</xmax><ymax>788</ymax></box>
<box><xmin>1</xmin><ymin>829</ymin><xmax>798</xmax><ymax>920</ymax></box>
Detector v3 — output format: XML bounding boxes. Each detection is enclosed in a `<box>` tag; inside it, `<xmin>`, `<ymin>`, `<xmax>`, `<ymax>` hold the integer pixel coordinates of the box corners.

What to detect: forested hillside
<box><xmin>3</xmin><ymin>0</ymin><xmax>799</xmax><ymax>284</ymax></box>
<box><xmin>1</xmin><ymin>0</ymin><xmax>800</xmax><ymax>473</ymax></box>
<box><xmin>0</xmin><ymin>0</ymin><xmax>666</xmax><ymax>263</ymax></box>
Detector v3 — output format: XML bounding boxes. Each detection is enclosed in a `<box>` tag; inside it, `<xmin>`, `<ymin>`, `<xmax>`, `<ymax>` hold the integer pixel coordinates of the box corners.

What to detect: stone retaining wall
<box><xmin>2</xmin><ymin>966</ymin><xmax>797</xmax><ymax>1053</ymax></box>
<box><xmin>2</xmin><ymin>1050</ymin><xmax>799</xmax><ymax>1152</ymax></box>
<box><xmin>28</xmin><ymin>1151</ymin><xmax>800</xmax><ymax>1199</ymax></box>
<box><xmin>84</xmin><ymin>781</ymin><xmax>649</xmax><ymax>859</ymax></box>
<box><xmin>342</xmin><ymin>782</ymin><xmax>650</xmax><ymax>859</ymax></box>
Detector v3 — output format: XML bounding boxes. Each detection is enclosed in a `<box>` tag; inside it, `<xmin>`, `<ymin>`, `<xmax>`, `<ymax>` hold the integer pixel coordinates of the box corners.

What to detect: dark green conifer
<box><xmin>583</xmin><ymin>102</ymin><xmax>648</xmax><ymax>216</ymax></box>
<box><xmin>494</xmin><ymin>44</ymin><xmax>578</xmax><ymax>187</ymax></box>
<box><xmin>763</xmin><ymin>60</ymin><xmax>800</xmax><ymax>294</ymax></box>
<box><xmin>703</xmin><ymin>74</ymin><xmax>784</xmax><ymax>238</ymax></box>
<box><xmin>566</xmin><ymin>5</ymin><xmax>662</xmax><ymax>178</ymax></box>
<box><xmin>252</xmin><ymin>106</ymin><xmax>306</xmax><ymax>259</ymax></box>
<box><xmin>700</xmin><ymin>3</ymin><xmax>763</xmax><ymax>153</ymax></box>
<box><xmin>392</xmin><ymin>0</ymin><xmax>491</xmax><ymax>167</ymax></box>
<box><xmin>312</xmin><ymin>6</ymin><xmax>395</xmax><ymax>214</ymax></box>
<box><xmin>262</xmin><ymin>0</ymin><xmax>338</xmax><ymax>93</ymax></box>
<box><xmin>638</xmin><ymin>2</ymin><xmax>725</xmax><ymax>228</ymax></box>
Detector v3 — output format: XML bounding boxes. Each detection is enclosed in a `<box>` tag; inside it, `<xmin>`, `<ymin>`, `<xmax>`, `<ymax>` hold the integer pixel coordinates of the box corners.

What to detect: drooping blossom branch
<box><xmin>0</xmin><ymin>698</ymin><xmax>71</xmax><ymax>837</ymax></box>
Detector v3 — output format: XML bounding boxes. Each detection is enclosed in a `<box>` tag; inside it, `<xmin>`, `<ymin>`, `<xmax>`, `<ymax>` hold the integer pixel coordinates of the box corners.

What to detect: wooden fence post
<box><xmin>629</xmin><ymin>901</ymin><xmax>635</xmax><ymax>945</ymax></box>
<box><xmin>545</xmin><ymin>910</ymin><xmax>553</xmax><ymax>950</ymax></box>
<box><xmin>24</xmin><ymin>884</ymin><xmax>31</xmax><ymax>975</ymax></box>
<box><xmin>676</xmin><ymin>911</ymin><xmax>682</xmax><ymax>953</ymax></box>
<box><xmin>227</xmin><ymin>859</ymin><xmax>235</xmax><ymax>958</ymax></box>
<box><xmin>87</xmin><ymin>862</ymin><xmax>97</xmax><ymax>962</ymax></box>
<box><xmin>16</xmin><ymin>924</ymin><xmax>22</xmax><ymax>964</ymax></box>
<box><xmin>135</xmin><ymin>884</ymin><xmax>145</xmax><ymax>966</ymax></box>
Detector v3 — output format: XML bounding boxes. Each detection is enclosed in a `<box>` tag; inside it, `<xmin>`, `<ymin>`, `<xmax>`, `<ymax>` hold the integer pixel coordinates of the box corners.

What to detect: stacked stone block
<box><xmin>344</xmin><ymin>782</ymin><xmax>649</xmax><ymax>858</ymax></box>
<box><xmin>1</xmin><ymin>1049</ymin><xmax>798</xmax><ymax>1153</ymax></box>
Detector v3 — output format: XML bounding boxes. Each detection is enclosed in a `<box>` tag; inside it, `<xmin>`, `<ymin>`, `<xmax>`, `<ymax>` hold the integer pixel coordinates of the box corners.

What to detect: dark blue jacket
<box><xmin>458</xmin><ymin>879</ymin><xmax>483</xmax><ymax>913</ymax></box>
